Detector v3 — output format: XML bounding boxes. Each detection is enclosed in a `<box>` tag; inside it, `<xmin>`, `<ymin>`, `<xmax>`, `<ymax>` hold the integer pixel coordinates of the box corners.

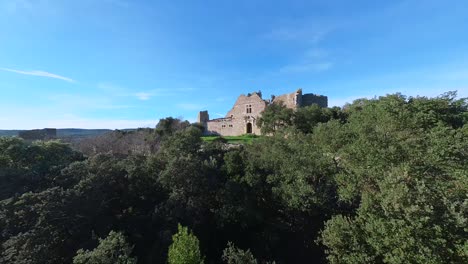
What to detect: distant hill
<box><xmin>0</xmin><ymin>129</ymin><xmax>114</xmax><ymax>138</ymax></box>
<box><xmin>56</xmin><ymin>129</ymin><xmax>113</xmax><ymax>138</ymax></box>
<box><xmin>0</xmin><ymin>130</ymin><xmax>21</xmax><ymax>137</ymax></box>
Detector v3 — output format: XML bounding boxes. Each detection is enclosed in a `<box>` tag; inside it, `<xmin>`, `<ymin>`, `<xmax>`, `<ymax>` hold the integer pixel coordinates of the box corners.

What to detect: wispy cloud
<box><xmin>176</xmin><ymin>103</ymin><xmax>205</xmax><ymax>111</ymax></box>
<box><xmin>215</xmin><ymin>96</ymin><xmax>229</xmax><ymax>102</ymax></box>
<box><xmin>265</xmin><ymin>27</ymin><xmax>330</xmax><ymax>44</ymax></box>
<box><xmin>135</xmin><ymin>92</ymin><xmax>151</xmax><ymax>101</ymax></box>
<box><xmin>263</xmin><ymin>18</ymin><xmax>336</xmax><ymax>44</ymax></box>
<box><xmin>304</xmin><ymin>48</ymin><xmax>328</xmax><ymax>58</ymax></box>
<box><xmin>279</xmin><ymin>62</ymin><xmax>333</xmax><ymax>74</ymax></box>
<box><xmin>97</xmin><ymin>82</ymin><xmax>127</xmax><ymax>93</ymax></box>
<box><xmin>0</xmin><ymin>103</ymin><xmax>155</xmax><ymax>129</ymax></box>
<box><xmin>0</xmin><ymin>117</ymin><xmax>157</xmax><ymax>129</ymax></box>
<box><xmin>40</xmin><ymin>118</ymin><xmax>156</xmax><ymax>129</ymax></box>
<box><xmin>1</xmin><ymin>68</ymin><xmax>75</xmax><ymax>83</ymax></box>
<box><xmin>133</xmin><ymin>88</ymin><xmax>196</xmax><ymax>101</ymax></box>
<box><xmin>47</xmin><ymin>94</ymin><xmax>133</xmax><ymax>110</ymax></box>
<box><xmin>98</xmin><ymin>82</ymin><xmax>196</xmax><ymax>101</ymax></box>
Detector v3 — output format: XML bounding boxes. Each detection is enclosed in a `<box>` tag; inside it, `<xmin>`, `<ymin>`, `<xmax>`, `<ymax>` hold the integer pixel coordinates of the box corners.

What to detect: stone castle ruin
<box><xmin>197</xmin><ymin>89</ymin><xmax>327</xmax><ymax>136</ymax></box>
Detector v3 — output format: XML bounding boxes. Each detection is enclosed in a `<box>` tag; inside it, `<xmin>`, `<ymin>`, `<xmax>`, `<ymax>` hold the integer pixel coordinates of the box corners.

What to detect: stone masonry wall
<box><xmin>271</xmin><ymin>89</ymin><xmax>301</xmax><ymax>109</ymax></box>
<box><xmin>205</xmin><ymin>92</ymin><xmax>266</xmax><ymax>136</ymax></box>
<box><xmin>199</xmin><ymin>89</ymin><xmax>328</xmax><ymax>136</ymax></box>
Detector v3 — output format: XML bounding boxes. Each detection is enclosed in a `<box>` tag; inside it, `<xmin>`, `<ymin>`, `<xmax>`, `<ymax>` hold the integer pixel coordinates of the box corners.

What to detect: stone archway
<box><xmin>246</xmin><ymin>123</ymin><xmax>253</xmax><ymax>134</ymax></box>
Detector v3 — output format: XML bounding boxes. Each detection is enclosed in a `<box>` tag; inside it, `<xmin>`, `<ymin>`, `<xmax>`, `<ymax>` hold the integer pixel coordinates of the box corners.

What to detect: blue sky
<box><xmin>1</xmin><ymin>0</ymin><xmax>467</xmax><ymax>129</ymax></box>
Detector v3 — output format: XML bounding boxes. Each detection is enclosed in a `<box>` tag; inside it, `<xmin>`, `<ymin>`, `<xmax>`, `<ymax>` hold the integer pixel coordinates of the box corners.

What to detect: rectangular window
<box><xmin>246</xmin><ymin>104</ymin><xmax>252</xmax><ymax>114</ymax></box>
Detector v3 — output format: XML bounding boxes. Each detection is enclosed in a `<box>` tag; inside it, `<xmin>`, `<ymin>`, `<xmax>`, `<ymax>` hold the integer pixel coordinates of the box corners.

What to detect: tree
<box><xmin>222</xmin><ymin>242</ymin><xmax>258</xmax><ymax>264</ymax></box>
<box><xmin>155</xmin><ymin>117</ymin><xmax>190</xmax><ymax>138</ymax></box>
<box><xmin>167</xmin><ymin>224</ymin><xmax>204</xmax><ymax>264</ymax></box>
<box><xmin>318</xmin><ymin>93</ymin><xmax>468</xmax><ymax>263</ymax></box>
<box><xmin>257</xmin><ymin>103</ymin><xmax>294</xmax><ymax>134</ymax></box>
<box><xmin>293</xmin><ymin>104</ymin><xmax>333</xmax><ymax>133</ymax></box>
<box><xmin>0</xmin><ymin>138</ymin><xmax>83</xmax><ymax>199</ymax></box>
<box><xmin>73</xmin><ymin>231</ymin><xmax>137</xmax><ymax>264</ymax></box>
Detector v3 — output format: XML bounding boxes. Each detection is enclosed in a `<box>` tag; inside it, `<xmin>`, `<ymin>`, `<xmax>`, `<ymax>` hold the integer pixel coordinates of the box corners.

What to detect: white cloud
<box><xmin>176</xmin><ymin>103</ymin><xmax>205</xmax><ymax>111</ymax></box>
<box><xmin>265</xmin><ymin>26</ymin><xmax>330</xmax><ymax>44</ymax></box>
<box><xmin>97</xmin><ymin>82</ymin><xmax>127</xmax><ymax>93</ymax></box>
<box><xmin>47</xmin><ymin>94</ymin><xmax>132</xmax><ymax>110</ymax></box>
<box><xmin>279</xmin><ymin>62</ymin><xmax>333</xmax><ymax>74</ymax></box>
<box><xmin>133</xmin><ymin>88</ymin><xmax>197</xmax><ymax>100</ymax></box>
<box><xmin>97</xmin><ymin>82</ymin><xmax>196</xmax><ymax>101</ymax></box>
<box><xmin>1</xmin><ymin>68</ymin><xmax>75</xmax><ymax>82</ymax></box>
<box><xmin>215</xmin><ymin>96</ymin><xmax>228</xmax><ymax>102</ymax></box>
<box><xmin>0</xmin><ymin>117</ymin><xmax>157</xmax><ymax>130</ymax></box>
<box><xmin>263</xmin><ymin>17</ymin><xmax>337</xmax><ymax>44</ymax></box>
<box><xmin>135</xmin><ymin>92</ymin><xmax>151</xmax><ymax>100</ymax></box>
<box><xmin>43</xmin><ymin>118</ymin><xmax>156</xmax><ymax>129</ymax></box>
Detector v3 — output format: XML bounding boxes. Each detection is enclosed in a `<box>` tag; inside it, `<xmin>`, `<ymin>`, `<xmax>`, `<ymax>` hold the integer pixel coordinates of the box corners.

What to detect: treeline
<box><xmin>0</xmin><ymin>92</ymin><xmax>466</xmax><ymax>263</ymax></box>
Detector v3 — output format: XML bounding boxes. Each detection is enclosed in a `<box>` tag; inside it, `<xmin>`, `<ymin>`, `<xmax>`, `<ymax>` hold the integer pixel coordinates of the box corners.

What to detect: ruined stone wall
<box><xmin>301</xmin><ymin>94</ymin><xmax>328</xmax><ymax>108</ymax></box>
<box><xmin>206</xmin><ymin>118</ymin><xmax>241</xmax><ymax>136</ymax></box>
<box><xmin>271</xmin><ymin>89</ymin><xmax>302</xmax><ymax>109</ymax></box>
<box><xmin>197</xmin><ymin>110</ymin><xmax>209</xmax><ymax>123</ymax></box>
<box><xmin>205</xmin><ymin>92</ymin><xmax>266</xmax><ymax>136</ymax></box>
<box><xmin>200</xmin><ymin>89</ymin><xmax>328</xmax><ymax>136</ymax></box>
<box><xmin>226</xmin><ymin>92</ymin><xmax>267</xmax><ymax>119</ymax></box>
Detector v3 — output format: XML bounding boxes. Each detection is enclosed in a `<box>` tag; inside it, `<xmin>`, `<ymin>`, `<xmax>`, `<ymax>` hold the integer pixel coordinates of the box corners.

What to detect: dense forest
<box><xmin>0</xmin><ymin>92</ymin><xmax>466</xmax><ymax>264</ymax></box>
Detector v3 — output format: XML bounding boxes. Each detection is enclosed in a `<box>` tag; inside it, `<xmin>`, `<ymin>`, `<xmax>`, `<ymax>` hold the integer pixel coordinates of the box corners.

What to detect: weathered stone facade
<box><xmin>198</xmin><ymin>89</ymin><xmax>327</xmax><ymax>136</ymax></box>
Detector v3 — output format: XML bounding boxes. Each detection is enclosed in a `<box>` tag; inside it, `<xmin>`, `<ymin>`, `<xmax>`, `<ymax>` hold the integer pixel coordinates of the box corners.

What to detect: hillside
<box><xmin>0</xmin><ymin>128</ymin><xmax>113</xmax><ymax>138</ymax></box>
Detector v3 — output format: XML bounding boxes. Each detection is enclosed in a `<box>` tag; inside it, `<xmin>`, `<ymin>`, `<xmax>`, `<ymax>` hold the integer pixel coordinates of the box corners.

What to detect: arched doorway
<box><xmin>246</xmin><ymin>123</ymin><xmax>252</xmax><ymax>134</ymax></box>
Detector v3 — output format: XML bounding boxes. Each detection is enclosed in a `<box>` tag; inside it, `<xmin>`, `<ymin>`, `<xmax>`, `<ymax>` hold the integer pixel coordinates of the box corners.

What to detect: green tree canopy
<box><xmin>222</xmin><ymin>242</ymin><xmax>258</xmax><ymax>264</ymax></box>
<box><xmin>73</xmin><ymin>231</ymin><xmax>137</xmax><ymax>264</ymax></box>
<box><xmin>257</xmin><ymin>102</ymin><xmax>294</xmax><ymax>134</ymax></box>
<box><xmin>168</xmin><ymin>224</ymin><xmax>204</xmax><ymax>264</ymax></box>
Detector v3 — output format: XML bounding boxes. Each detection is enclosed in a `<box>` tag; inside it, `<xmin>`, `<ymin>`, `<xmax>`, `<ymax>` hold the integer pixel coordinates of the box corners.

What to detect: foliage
<box><xmin>0</xmin><ymin>138</ymin><xmax>83</xmax><ymax>199</ymax></box>
<box><xmin>257</xmin><ymin>102</ymin><xmax>294</xmax><ymax>134</ymax></box>
<box><xmin>168</xmin><ymin>224</ymin><xmax>204</xmax><ymax>264</ymax></box>
<box><xmin>72</xmin><ymin>128</ymin><xmax>157</xmax><ymax>156</ymax></box>
<box><xmin>222</xmin><ymin>242</ymin><xmax>257</xmax><ymax>264</ymax></box>
<box><xmin>257</xmin><ymin>103</ymin><xmax>346</xmax><ymax>134</ymax></box>
<box><xmin>0</xmin><ymin>93</ymin><xmax>466</xmax><ymax>263</ymax></box>
<box><xmin>318</xmin><ymin>93</ymin><xmax>468</xmax><ymax>263</ymax></box>
<box><xmin>155</xmin><ymin>117</ymin><xmax>191</xmax><ymax>138</ymax></box>
<box><xmin>73</xmin><ymin>231</ymin><xmax>137</xmax><ymax>264</ymax></box>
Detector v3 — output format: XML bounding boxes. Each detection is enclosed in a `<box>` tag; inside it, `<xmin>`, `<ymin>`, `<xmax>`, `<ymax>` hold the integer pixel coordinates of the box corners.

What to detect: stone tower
<box><xmin>197</xmin><ymin>110</ymin><xmax>209</xmax><ymax>124</ymax></box>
